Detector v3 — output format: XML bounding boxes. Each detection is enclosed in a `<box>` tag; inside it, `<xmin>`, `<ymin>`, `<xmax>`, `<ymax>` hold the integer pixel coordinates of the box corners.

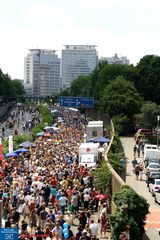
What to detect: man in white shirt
<box><xmin>83</xmin><ymin>192</ymin><xmax>91</xmax><ymax>210</ymax></box>
<box><xmin>59</xmin><ymin>194</ymin><xmax>68</xmax><ymax>215</ymax></box>
<box><xmin>89</xmin><ymin>219</ymin><xmax>98</xmax><ymax>239</ymax></box>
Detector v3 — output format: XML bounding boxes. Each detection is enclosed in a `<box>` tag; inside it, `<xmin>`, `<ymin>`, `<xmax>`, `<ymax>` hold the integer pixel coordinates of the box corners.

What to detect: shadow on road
<box><xmin>143</xmin><ymin>233</ymin><xmax>150</xmax><ymax>240</ymax></box>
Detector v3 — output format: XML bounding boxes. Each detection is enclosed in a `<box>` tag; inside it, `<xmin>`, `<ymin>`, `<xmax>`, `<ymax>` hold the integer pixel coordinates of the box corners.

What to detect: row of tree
<box><xmin>62</xmin><ymin>55</ymin><xmax>160</xmax><ymax>134</ymax></box>
<box><xmin>0</xmin><ymin>69</ymin><xmax>25</xmax><ymax>99</ymax></box>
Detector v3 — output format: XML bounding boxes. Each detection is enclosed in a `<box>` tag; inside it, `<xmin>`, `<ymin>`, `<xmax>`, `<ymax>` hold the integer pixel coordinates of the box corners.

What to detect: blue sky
<box><xmin>0</xmin><ymin>0</ymin><xmax>160</xmax><ymax>79</ymax></box>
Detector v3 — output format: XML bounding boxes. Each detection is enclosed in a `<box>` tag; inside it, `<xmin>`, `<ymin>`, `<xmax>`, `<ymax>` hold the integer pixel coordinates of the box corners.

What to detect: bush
<box><xmin>108</xmin><ymin>152</ymin><xmax>125</xmax><ymax>174</ymax></box>
<box><xmin>32</xmin><ymin>105</ymin><xmax>53</xmax><ymax>139</ymax></box>
<box><xmin>92</xmin><ymin>161</ymin><xmax>111</xmax><ymax>194</ymax></box>
<box><xmin>109</xmin><ymin>185</ymin><xmax>149</xmax><ymax>240</ymax></box>
<box><xmin>110</xmin><ymin>132</ymin><xmax>121</xmax><ymax>154</ymax></box>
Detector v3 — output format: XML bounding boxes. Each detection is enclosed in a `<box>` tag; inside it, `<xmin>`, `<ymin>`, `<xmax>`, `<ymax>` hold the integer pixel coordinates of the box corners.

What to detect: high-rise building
<box><xmin>61</xmin><ymin>45</ymin><xmax>98</xmax><ymax>90</ymax></box>
<box><xmin>24</xmin><ymin>49</ymin><xmax>60</xmax><ymax>97</ymax></box>
<box><xmin>100</xmin><ymin>54</ymin><xmax>129</xmax><ymax>65</ymax></box>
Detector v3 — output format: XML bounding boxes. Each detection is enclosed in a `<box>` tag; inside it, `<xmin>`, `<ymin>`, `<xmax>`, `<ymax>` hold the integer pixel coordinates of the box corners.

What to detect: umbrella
<box><xmin>90</xmin><ymin>136</ymin><xmax>110</xmax><ymax>144</ymax></box>
<box><xmin>5</xmin><ymin>152</ymin><xmax>19</xmax><ymax>157</ymax></box>
<box><xmin>36</xmin><ymin>132</ymin><xmax>44</xmax><ymax>137</ymax></box>
<box><xmin>94</xmin><ymin>194</ymin><xmax>108</xmax><ymax>200</ymax></box>
<box><xmin>44</xmin><ymin>126</ymin><xmax>50</xmax><ymax>130</ymax></box>
<box><xmin>14</xmin><ymin>148</ymin><xmax>29</xmax><ymax>153</ymax></box>
<box><xmin>57</xmin><ymin>119</ymin><xmax>63</xmax><ymax>123</ymax></box>
<box><xmin>50</xmin><ymin>126</ymin><xmax>59</xmax><ymax>131</ymax></box>
<box><xmin>19</xmin><ymin>141</ymin><xmax>36</xmax><ymax>148</ymax></box>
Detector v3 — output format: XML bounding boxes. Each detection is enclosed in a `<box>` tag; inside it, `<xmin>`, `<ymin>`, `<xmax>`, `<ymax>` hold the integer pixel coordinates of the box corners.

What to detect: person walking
<box><xmin>100</xmin><ymin>212</ymin><xmax>107</xmax><ymax>238</ymax></box>
<box><xmin>39</xmin><ymin>206</ymin><xmax>48</xmax><ymax>230</ymax></box>
<box><xmin>133</xmin><ymin>145</ymin><xmax>137</xmax><ymax>157</ymax></box>
<box><xmin>134</xmin><ymin>164</ymin><xmax>140</xmax><ymax>180</ymax></box>
<box><xmin>59</xmin><ymin>193</ymin><xmax>68</xmax><ymax>215</ymax></box>
<box><xmin>89</xmin><ymin>219</ymin><xmax>98</xmax><ymax>239</ymax></box>
<box><xmin>139</xmin><ymin>163</ymin><xmax>144</xmax><ymax>180</ymax></box>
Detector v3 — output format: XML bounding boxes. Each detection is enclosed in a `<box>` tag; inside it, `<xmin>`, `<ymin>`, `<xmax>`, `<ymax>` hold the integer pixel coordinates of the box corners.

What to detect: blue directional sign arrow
<box><xmin>59</xmin><ymin>96</ymin><xmax>94</xmax><ymax>108</ymax></box>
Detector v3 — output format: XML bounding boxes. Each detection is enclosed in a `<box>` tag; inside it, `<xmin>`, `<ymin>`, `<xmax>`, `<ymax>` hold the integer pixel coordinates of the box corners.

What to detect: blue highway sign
<box><xmin>0</xmin><ymin>228</ymin><xmax>18</xmax><ymax>240</ymax></box>
<box><xmin>59</xmin><ymin>96</ymin><xmax>94</xmax><ymax>108</ymax></box>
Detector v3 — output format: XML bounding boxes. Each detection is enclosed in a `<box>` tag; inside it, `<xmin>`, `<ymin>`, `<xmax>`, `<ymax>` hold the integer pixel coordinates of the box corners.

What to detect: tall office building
<box><xmin>61</xmin><ymin>45</ymin><xmax>98</xmax><ymax>90</ymax></box>
<box><xmin>24</xmin><ymin>49</ymin><xmax>60</xmax><ymax>97</ymax></box>
<box><xmin>100</xmin><ymin>54</ymin><xmax>129</xmax><ymax>65</ymax></box>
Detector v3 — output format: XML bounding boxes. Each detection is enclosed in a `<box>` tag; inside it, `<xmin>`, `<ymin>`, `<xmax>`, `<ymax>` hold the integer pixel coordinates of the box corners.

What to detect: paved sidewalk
<box><xmin>121</xmin><ymin>137</ymin><xmax>160</xmax><ymax>240</ymax></box>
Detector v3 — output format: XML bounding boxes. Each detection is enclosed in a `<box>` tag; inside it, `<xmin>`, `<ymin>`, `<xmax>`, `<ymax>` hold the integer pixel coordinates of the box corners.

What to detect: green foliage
<box><xmin>101</xmin><ymin>76</ymin><xmax>142</xmax><ymax>119</ymax></box>
<box><xmin>39</xmin><ymin>105</ymin><xmax>52</xmax><ymax>125</ymax></box>
<box><xmin>134</xmin><ymin>101</ymin><xmax>160</xmax><ymax>129</ymax></box>
<box><xmin>2</xmin><ymin>134</ymin><xmax>33</xmax><ymax>154</ymax></box>
<box><xmin>90</xmin><ymin>63</ymin><xmax>137</xmax><ymax>99</ymax></box>
<box><xmin>92</xmin><ymin>161</ymin><xmax>111</xmax><ymax>193</ymax></box>
<box><xmin>136</xmin><ymin>55</ymin><xmax>160</xmax><ymax>104</ymax></box>
<box><xmin>32</xmin><ymin>105</ymin><xmax>52</xmax><ymax>139</ymax></box>
<box><xmin>110</xmin><ymin>133</ymin><xmax>121</xmax><ymax>154</ymax></box>
<box><xmin>108</xmin><ymin>152</ymin><xmax>124</xmax><ymax>174</ymax></box>
<box><xmin>109</xmin><ymin>185</ymin><xmax>149</xmax><ymax>240</ymax></box>
<box><xmin>0</xmin><ymin>70</ymin><xmax>25</xmax><ymax>98</ymax></box>
<box><xmin>113</xmin><ymin>115</ymin><xmax>132</xmax><ymax>135</ymax></box>
<box><xmin>70</xmin><ymin>76</ymin><xmax>91</xmax><ymax>97</ymax></box>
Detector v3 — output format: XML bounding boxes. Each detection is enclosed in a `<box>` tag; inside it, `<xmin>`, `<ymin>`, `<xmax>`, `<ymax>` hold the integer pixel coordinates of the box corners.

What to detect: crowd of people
<box><xmin>0</xmin><ymin>105</ymin><xmax>109</xmax><ymax>240</ymax></box>
<box><xmin>0</xmin><ymin>104</ymin><xmax>41</xmax><ymax>137</ymax></box>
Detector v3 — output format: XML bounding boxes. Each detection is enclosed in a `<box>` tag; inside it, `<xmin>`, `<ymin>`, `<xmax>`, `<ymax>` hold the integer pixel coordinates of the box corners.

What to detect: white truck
<box><xmin>86</xmin><ymin>121</ymin><xmax>103</xmax><ymax>142</ymax></box>
<box><xmin>78</xmin><ymin>142</ymin><xmax>100</xmax><ymax>168</ymax></box>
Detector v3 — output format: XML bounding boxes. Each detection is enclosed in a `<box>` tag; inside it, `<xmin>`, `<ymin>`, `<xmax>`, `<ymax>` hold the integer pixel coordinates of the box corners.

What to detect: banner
<box><xmin>9</xmin><ymin>135</ymin><xmax>13</xmax><ymax>153</ymax></box>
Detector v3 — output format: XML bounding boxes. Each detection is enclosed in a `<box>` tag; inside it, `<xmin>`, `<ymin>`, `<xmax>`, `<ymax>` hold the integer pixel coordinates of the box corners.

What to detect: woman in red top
<box><xmin>100</xmin><ymin>212</ymin><xmax>107</xmax><ymax>238</ymax></box>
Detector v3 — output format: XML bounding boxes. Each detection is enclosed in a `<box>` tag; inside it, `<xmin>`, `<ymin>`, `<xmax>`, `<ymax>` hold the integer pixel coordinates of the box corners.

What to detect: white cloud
<box><xmin>26</xmin><ymin>2</ymin><xmax>71</xmax><ymax>23</ymax></box>
<box><xmin>79</xmin><ymin>0</ymin><xmax>126</xmax><ymax>9</ymax></box>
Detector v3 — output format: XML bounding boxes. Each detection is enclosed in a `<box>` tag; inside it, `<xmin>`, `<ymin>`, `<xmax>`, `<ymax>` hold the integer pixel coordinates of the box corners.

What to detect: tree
<box><xmin>134</xmin><ymin>101</ymin><xmax>160</xmax><ymax>129</ymax></box>
<box><xmin>70</xmin><ymin>75</ymin><xmax>91</xmax><ymax>96</ymax></box>
<box><xmin>108</xmin><ymin>152</ymin><xmax>125</xmax><ymax>174</ymax></box>
<box><xmin>90</xmin><ymin>63</ymin><xmax>138</xmax><ymax>99</ymax></box>
<box><xmin>92</xmin><ymin>160</ymin><xmax>111</xmax><ymax>193</ymax></box>
<box><xmin>109</xmin><ymin>185</ymin><xmax>149</xmax><ymax>240</ymax></box>
<box><xmin>113</xmin><ymin>115</ymin><xmax>132</xmax><ymax>135</ymax></box>
<box><xmin>135</xmin><ymin>55</ymin><xmax>160</xmax><ymax>104</ymax></box>
<box><xmin>0</xmin><ymin>69</ymin><xmax>25</xmax><ymax>98</ymax></box>
<box><xmin>101</xmin><ymin>76</ymin><xmax>142</xmax><ymax>119</ymax></box>
<box><xmin>12</xmin><ymin>79</ymin><xmax>25</xmax><ymax>96</ymax></box>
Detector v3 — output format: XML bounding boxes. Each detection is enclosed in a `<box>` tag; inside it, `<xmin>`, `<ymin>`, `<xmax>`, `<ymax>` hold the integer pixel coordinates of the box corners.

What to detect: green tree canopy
<box><xmin>0</xmin><ymin>69</ymin><xmax>25</xmax><ymax>98</ymax></box>
<box><xmin>134</xmin><ymin>101</ymin><xmax>160</xmax><ymax>129</ymax></box>
<box><xmin>101</xmin><ymin>76</ymin><xmax>142</xmax><ymax>118</ymax></box>
<box><xmin>89</xmin><ymin>63</ymin><xmax>138</xmax><ymax>99</ymax></box>
<box><xmin>69</xmin><ymin>75</ymin><xmax>91</xmax><ymax>96</ymax></box>
<box><xmin>135</xmin><ymin>55</ymin><xmax>160</xmax><ymax>104</ymax></box>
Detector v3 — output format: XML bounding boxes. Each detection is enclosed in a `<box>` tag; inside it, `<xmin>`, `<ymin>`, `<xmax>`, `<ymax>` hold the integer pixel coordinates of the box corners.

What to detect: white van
<box><xmin>144</xmin><ymin>149</ymin><xmax>160</xmax><ymax>161</ymax></box>
<box><xmin>144</xmin><ymin>144</ymin><xmax>158</xmax><ymax>154</ymax></box>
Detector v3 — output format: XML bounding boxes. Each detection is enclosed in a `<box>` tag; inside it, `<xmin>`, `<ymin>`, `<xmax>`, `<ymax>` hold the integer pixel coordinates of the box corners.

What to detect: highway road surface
<box><xmin>121</xmin><ymin>137</ymin><xmax>160</xmax><ymax>240</ymax></box>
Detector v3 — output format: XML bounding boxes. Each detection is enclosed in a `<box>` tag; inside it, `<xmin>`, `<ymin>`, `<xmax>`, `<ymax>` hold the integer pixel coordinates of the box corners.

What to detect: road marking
<box><xmin>145</xmin><ymin>208</ymin><xmax>160</xmax><ymax>228</ymax></box>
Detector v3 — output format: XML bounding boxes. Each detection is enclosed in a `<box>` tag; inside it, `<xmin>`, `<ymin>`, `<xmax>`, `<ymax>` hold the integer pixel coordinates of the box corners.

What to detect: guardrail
<box><xmin>104</xmin><ymin>119</ymin><xmax>125</xmax><ymax>213</ymax></box>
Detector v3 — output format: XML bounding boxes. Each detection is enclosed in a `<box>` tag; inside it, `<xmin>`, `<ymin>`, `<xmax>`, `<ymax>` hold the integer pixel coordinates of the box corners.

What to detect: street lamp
<box><xmin>157</xmin><ymin>116</ymin><xmax>160</xmax><ymax>148</ymax></box>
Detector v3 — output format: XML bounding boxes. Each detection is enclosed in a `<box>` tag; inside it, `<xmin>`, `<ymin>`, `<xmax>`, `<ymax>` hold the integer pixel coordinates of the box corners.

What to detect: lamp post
<box><xmin>157</xmin><ymin>116</ymin><xmax>160</xmax><ymax>148</ymax></box>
